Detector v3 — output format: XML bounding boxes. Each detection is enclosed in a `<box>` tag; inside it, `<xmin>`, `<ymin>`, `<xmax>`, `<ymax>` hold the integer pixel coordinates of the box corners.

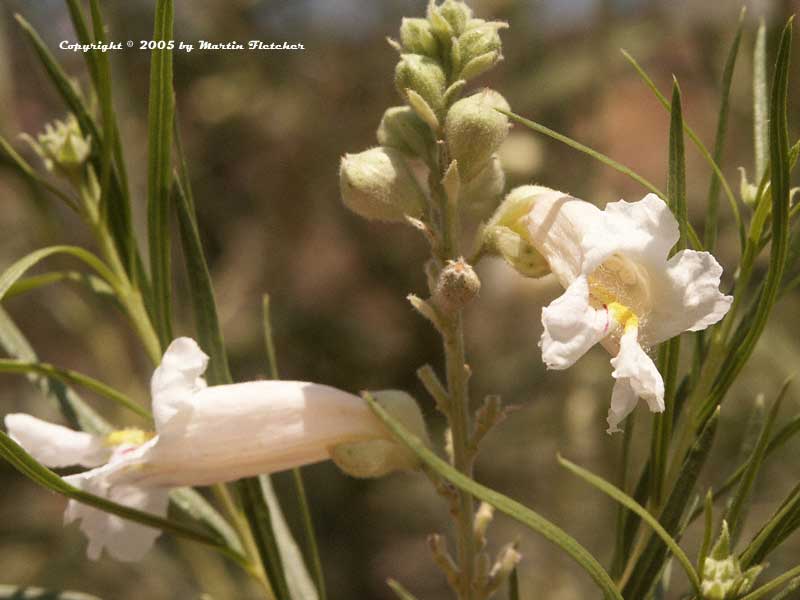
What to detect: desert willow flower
<box><xmin>4</xmin><ymin>337</ymin><xmax>428</xmax><ymax>561</ymax></box>
<box><xmin>520</xmin><ymin>186</ymin><xmax>732</xmax><ymax>433</ymax></box>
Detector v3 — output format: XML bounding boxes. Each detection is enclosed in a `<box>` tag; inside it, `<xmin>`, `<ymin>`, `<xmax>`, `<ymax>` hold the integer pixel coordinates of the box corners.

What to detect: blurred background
<box><xmin>1</xmin><ymin>0</ymin><xmax>800</xmax><ymax>598</ymax></box>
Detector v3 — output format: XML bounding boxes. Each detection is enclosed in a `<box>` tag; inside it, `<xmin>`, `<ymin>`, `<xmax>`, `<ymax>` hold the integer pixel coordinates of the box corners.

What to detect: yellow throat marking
<box><xmin>105</xmin><ymin>428</ymin><xmax>154</xmax><ymax>447</ymax></box>
<box><xmin>589</xmin><ymin>281</ymin><xmax>640</xmax><ymax>333</ymax></box>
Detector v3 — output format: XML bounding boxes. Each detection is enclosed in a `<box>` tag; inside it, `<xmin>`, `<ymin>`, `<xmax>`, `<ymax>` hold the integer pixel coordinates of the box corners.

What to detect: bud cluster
<box><xmin>21</xmin><ymin>114</ymin><xmax>91</xmax><ymax>175</ymax></box>
<box><xmin>700</xmin><ymin>522</ymin><xmax>763</xmax><ymax>600</ymax></box>
<box><xmin>339</xmin><ymin>0</ymin><xmax>511</xmax><ymax>226</ymax></box>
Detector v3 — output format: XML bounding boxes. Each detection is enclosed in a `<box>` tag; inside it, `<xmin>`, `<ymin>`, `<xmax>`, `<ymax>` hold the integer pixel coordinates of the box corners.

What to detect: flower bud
<box><xmin>473</xmin><ymin>501</ymin><xmax>495</xmax><ymax>546</ymax></box>
<box><xmin>434</xmin><ymin>258</ymin><xmax>481</xmax><ymax>312</ymax></box>
<box><xmin>462</xmin><ymin>154</ymin><xmax>505</xmax><ymax>215</ymax></box>
<box><xmin>445</xmin><ymin>90</ymin><xmax>510</xmax><ymax>181</ymax></box>
<box><xmin>22</xmin><ymin>114</ymin><xmax>91</xmax><ymax>174</ymax></box>
<box><xmin>700</xmin><ymin>522</ymin><xmax>764</xmax><ymax>600</ymax></box>
<box><xmin>339</xmin><ymin>147</ymin><xmax>427</xmax><ymax>223</ymax></box>
<box><xmin>395</xmin><ymin>54</ymin><xmax>446</xmax><ymax>115</ymax></box>
<box><xmin>458</xmin><ymin>21</ymin><xmax>506</xmax><ymax>74</ymax></box>
<box><xmin>377</xmin><ymin>106</ymin><xmax>435</xmax><ymax>160</ymax></box>
<box><xmin>738</xmin><ymin>167</ymin><xmax>759</xmax><ymax>207</ymax></box>
<box><xmin>489</xmin><ymin>543</ymin><xmax>522</xmax><ymax>587</ymax></box>
<box><xmin>480</xmin><ymin>185</ymin><xmax>551</xmax><ymax>278</ymax></box>
<box><xmin>399</xmin><ymin>18</ymin><xmax>438</xmax><ymax>57</ymax></box>
<box><xmin>331</xmin><ymin>390</ymin><xmax>430</xmax><ymax>478</ymax></box>
<box><xmin>437</xmin><ymin>0</ymin><xmax>473</xmax><ymax>36</ymax></box>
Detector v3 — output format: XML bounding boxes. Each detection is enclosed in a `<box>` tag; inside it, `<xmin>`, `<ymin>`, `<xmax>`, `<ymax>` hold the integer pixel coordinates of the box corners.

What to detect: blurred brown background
<box><xmin>2</xmin><ymin>0</ymin><xmax>800</xmax><ymax>598</ymax></box>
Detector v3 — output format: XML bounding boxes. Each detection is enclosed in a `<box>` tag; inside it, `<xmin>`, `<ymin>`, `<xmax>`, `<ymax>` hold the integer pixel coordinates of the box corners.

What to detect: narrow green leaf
<box><xmin>622</xmin><ymin>408</ymin><xmax>719</xmax><ymax>599</ymax></box>
<box><xmin>754</xmin><ymin>19</ymin><xmax>769</xmax><ymax>181</ymax></box>
<box><xmin>726</xmin><ymin>379</ymin><xmax>792</xmax><ymax>539</ymax></box>
<box><xmin>503</xmin><ymin>109</ymin><xmax>704</xmax><ymax>250</ymax></box>
<box><xmin>364</xmin><ymin>394</ymin><xmax>623</xmax><ymax>600</ymax></box>
<box><xmin>740</xmin><ymin>564</ymin><xmax>800</xmax><ymax>600</ymax></box>
<box><xmin>0</xmin><ymin>429</ymin><xmax>248</xmax><ymax>567</ymax></box>
<box><xmin>236</xmin><ymin>478</ymin><xmax>292</xmax><ymax>599</ymax></box>
<box><xmin>169</xmin><ymin>487</ymin><xmax>243</xmax><ymax>555</ymax></box>
<box><xmin>508</xmin><ymin>568</ymin><xmax>520</xmax><ymax>600</ymax></box>
<box><xmin>146</xmin><ymin>0</ymin><xmax>175</xmax><ymax>347</ymax></box>
<box><xmin>768</xmin><ymin>575</ymin><xmax>800</xmax><ymax>600</ymax></box>
<box><xmin>697</xmin><ymin>489</ymin><xmax>713</xmax><ymax>574</ymax></box>
<box><xmin>558</xmin><ymin>455</ymin><xmax>700</xmax><ymax>593</ymax></box>
<box><xmin>262</xmin><ymin>295</ymin><xmax>326</xmax><ymax>599</ymax></box>
<box><xmin>64</xmin><ymin>0</ymin><xmax>100</xmax><ymax>88</ymax></box>
<box><xmin>260</xmin><ymin>476</ymin><xmax>320</xmax><ymax>600</ymax></box>
<box><xmin>5</xmin><ymin>271</ymin><xmax>114</xmax><ymax>301</ymax></box>
<box><xmin>174</xmin><ymin>177</ymin><xmax>232</xmax><ymax>385</ymax></box>
<box><xmin>0</xmin><ymin>358</ymin><xmax>150</xmax><ymax>419</ymax></box>
<box><xmin>611</xmin><ymin>413</ymin><xmax>636</xmax><ymax>579</ymax></box>
<box><xmin>0</xmin><ymin>245</ymin><xmax>118</xmax><ymax>304</ymax></box>
<box><xmin>620</xmin><ymin>49</ymin><xmax>744</xmax><ymax>249</ymax></box>
<box><xmin>387</xmin><ymin>579</ymin><xmax>420</xmax><ymax>600</ymax></box>
<box><xmin>705</xmin><ymin>9</ymin><xmax>744</xmax><ymax>250</ymax></box>
<box><xmin>652</xmin><ymin>81</ymin><xmax>687</xmax><ymax>507</ymax></box>
<box><xmin>705</xmin><ymin>19</ymin><xmax>794</xmax><ymax>414</ymax></box>
<box><xmin>741</xmin><ymin>484</ymin><xmax>800</xmax><ymax>567</ymax></box>
<box><xmin>0</xmin><ymin>585</ymin><xmax>102</xmax><ymax>600</ymax></box>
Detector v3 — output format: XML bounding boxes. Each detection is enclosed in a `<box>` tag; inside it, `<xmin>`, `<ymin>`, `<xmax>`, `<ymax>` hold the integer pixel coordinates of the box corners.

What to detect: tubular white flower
<box><xmin>523</xmin><ymin>186</ymin><xmax>732</xmax><ymax>433</ymax></box>
<box><xmin>4</xmin><ymin>337</ymin><xmax>427</xmax><ymax>561</ymax></box>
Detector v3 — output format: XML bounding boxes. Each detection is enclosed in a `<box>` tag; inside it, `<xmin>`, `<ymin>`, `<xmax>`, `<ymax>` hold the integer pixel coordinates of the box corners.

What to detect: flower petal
<box><xmin>64</xmin><ymin>463</ymin><xmax>169</xmax><ymax>562</ymax></box>
<box><xmin>524</xmin><ymin>186</ymin><xmax>602</xmax><ymax>288</ymax></box>
<box><xmin>607</xmin><ymin>378</ymin><xmax>638</xmax><ymax>434</ymax></box>
<box><xmin>644</xmin><ymin>249</ymin><xmax>733</xmax><ymax>345</ymax></box>
<box><xmin>540</xmin><ymin>277</ymin><xmax>609</xmax><ymax>370</ymax></box>
<box><xmin>584</xmin><ymin>193</ymin><xmax>679</xmax><ymax>271</ymax></box>
<box><xmin>4</xmin><ymin>414</ymin><xmax>109</xmax><ymax>468</ymax></box>
<box><xmin>608</xmin><ymin>327</ymin><xmax>664</xmax><ymax>432</ymax></box>
<box><xmin>138</xmin><ymin>381</ymin><xmax>390</xmax><ymax>486</ymax></box>
<box><xmin>151</xmin><ymin>337</ymin><xmax>209</xmax><ymax>432</ymax></box>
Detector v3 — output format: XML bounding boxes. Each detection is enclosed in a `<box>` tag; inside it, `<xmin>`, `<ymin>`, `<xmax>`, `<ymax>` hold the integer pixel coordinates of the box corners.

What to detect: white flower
<box><xmin>522</xmin><ymin>186</ymin><xmax>732</xmax><ymax>433</ymax></box>
<box><xmin>4</xmin><ymin>337</ymin><xmax>427</xmax><ymax>561</ymax></box>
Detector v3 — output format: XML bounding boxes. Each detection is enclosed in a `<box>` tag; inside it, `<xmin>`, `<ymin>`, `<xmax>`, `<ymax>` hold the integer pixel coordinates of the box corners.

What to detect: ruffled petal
<box><xmin>4</xmin><ymin>414</ymin><xmax>109</xmax><ymax>467</ymax></box>
<box><xmin>608</xmin><ymin>327</ymin><xmax>664</xmax><ymax>432</ymax></box>
<box><xmin>151</xmin><ymin>337</ymin><xmax>209</xmax><ymax>432</ymax></box>
<box><xmin>644</xmin><ymin>249</ymin><xmax>733</xmax><ymax>345</ymax></box>
<box><xmin>607</xmin><ymin>378</ymin><xmax>638</xmax><ymax>434</ymax></box>
<box><xmin>64</xmin><ymin>462</ymin><xmax>169</xmax><ymax>561</ymax></box>
<box><xmin>584</xmin><ymin>193</ymin><xmax>679</xmax><ymax>271</ymax></box>
<box><xmin>524</xmin><ymin>186</ymin><xmax>602</xmax><ymax>288</ymax></box>
<box><xmin>540</xmin><ymin>277</ymin><xmax>609</xmax><ymax>370</ymax></box>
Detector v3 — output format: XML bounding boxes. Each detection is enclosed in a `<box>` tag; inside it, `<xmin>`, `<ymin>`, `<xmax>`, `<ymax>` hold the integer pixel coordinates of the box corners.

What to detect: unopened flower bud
<box><xmin>331</xmin><ymin>390</ymin><xmax>430</xmax><ymax>478</ymax></box>
<box><xmin>400</xmin><ymin>18</ymin><xmax>438</xmax><ymax>57</ymax></box>
<box><xmin>395</xmin><ymin>54</ymin><xmax>446</xmax><ymax>115</ymax></box>
<box><xmin>445</xmin><ymin>90</ymin><xmax>510</xmax><ymax>181</ymax></box>
<box><xmin>480</xmin><ymin>185</ymin><xmax>551</xmax><ymax>278</ymax></box>
<box><xmin>474</xmin><ymin>501</ymin><xmax>495</xmax><ymax>545</ymax></box>
<box><xmin>339</xmin><ymin>146</ymin><xmax>427</xmax><ymax>222</ymax></box>
<box><xmin>458</xmin><ymin>21</ymin><xmax>506</xmax><ymax>74</ymax></box>
<box><xmin>461</xmin><ymin>51</ymin><xmax>501</xmax><ymax>80</ymax></box>
<box><xmin>738</xmin><ymin>167</ymin><xmax>759</xmax><ymax>207</ymax></box>
<box><xmin>22</xmin><ymin>114</ymin><xmax>91</xmax><ymax>174</ymax></box>
<box><xmin>462</xmin><ymin>154</ymin><xmax>506</xmax><ymax>216</ymax></box>
<box><xmin>434</xmin><ymin>258</ymin><xmax>481</xmax><ymax>312</ymax></box>
<box><xmin>438</xmin><ymin>0</ymin><xmax>473</xmax><ymax>36</ymax></box>
<box><xmin>377</xmin><ymin>106</ymin><xmax>435</xmax><ymax>160</ymax></box>
<box><xmin>489</xmin><ymin>543</ymin><xmax>522</xmax><ymax>587</ymax></box>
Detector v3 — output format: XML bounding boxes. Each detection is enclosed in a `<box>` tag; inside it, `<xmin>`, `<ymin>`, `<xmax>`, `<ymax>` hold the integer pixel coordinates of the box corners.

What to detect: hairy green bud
<box><xmin>399</xmin><ymin>18</ymin><xmax>438</xmax><ymax>57</ymax></box>
<box><xmin>377</xmin><ymin>106</ymin><xmax>435</xmax><ymax>160</ymax></box>
<box><xmin>395</xmin><ymin>54</ymin><xmax>446</xmax><ymax>115</ymax></box>
<box><xmin>480</xmin><ymin>185</ymin><xmax>550</xmax><ymax>278</ymax></box>
<box><xmin>458</xmin><ymin>21</ymin><xmax>506</xmax><ymax>77</ymax></box>
<box><xmin>445</xmin><ymin>89</ymin><xmax>510</xmax><ymax>181</ymax></box>
<box><xmin>437</xmin><ymin>0</ymin><xmax>473</xmax><ymax>36</ymax></box>
<box><xmin>331</xmin><ymin>390</ymin><xmax>430</xmax><ymax>478</ymax></box>
<box><xmin>339</xmin><ymin>147</ymin><xmax>426</xmax><ymax>222</ymax></box>
<box><xmin>701</xmin><ymin>522</ymin><xmax>764</xmax><ymax>599</ymax></box>
<box><xmin>462</xmin><ymin>154</ymin><xmax>506</xmax><ymax>215</ymax></box>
